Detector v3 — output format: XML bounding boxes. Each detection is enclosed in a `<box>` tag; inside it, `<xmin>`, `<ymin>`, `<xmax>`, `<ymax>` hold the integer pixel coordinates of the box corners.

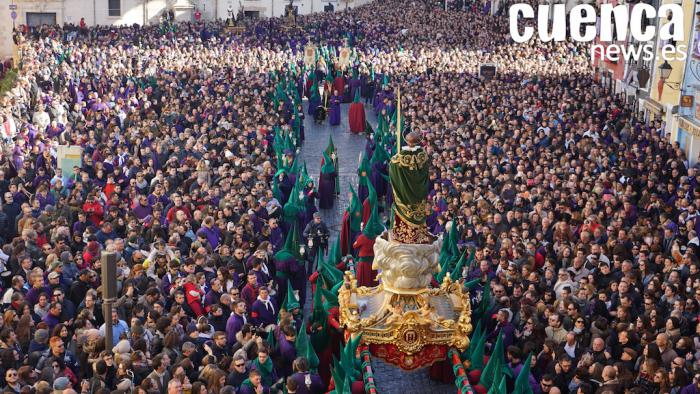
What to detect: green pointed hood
<box><xmin>363</xmin><ymin>183</ymin><xmax>384</xmax><ymax>239</ymax></box>
<box><xmin>450</xmin><ymin>248</ymin><xmax>472</xmax><ymax>280</ymax></box>
<box><xmin>320</xmin><ymin>287</ymin><xmax>339</xmax><ymax>309</ymax></box>
<box><xmin>364</xmin><ymin>120</ymin><xmax>374</xmax><ymax>135</ymax></box>
<box><xmin>475</xmin><ymin>279</ymin><xmax>492</xmax><ymax>320</ymax></box>
<box><xmin>480</xmin><ymin>328</ymin><xmax>512</xmax><ymax>389</ymax></box>
<box><xmin>266</xmin><ymin>329</ymin><xmax>277</xmax><ymax>351</ymax></box>
<box><xmin>469</xmin><ymin>321</ymin><xmax>487</xmax><ymax>370</ymax></box>
<box><xmin>295</xmin><ymin>322</ymin><xmax>320</xmax><ymax>370</ymax></box>
<box><xmin>319</xmin><ymin>250</ymin><xmax>344</xmax><ymax>288</ymax></box>
<box><xmin>370</xmin><ymin>142</ymin><xmax>388</xmax><ymax>166</ymax></box>
<box><xmin>284</xmin><ymin>280</ymin><xmax>300</xmax><ymax>311</ymax></box>
<box><xmin>311</xmin><ymin>282</ymin><xmax>329</xmax><ymax>328</ymax></box>
<box><xmin>330</xmin><ymin>358</ymin><xmax>346</xmax><ymax>394</ymax></box>
<box><xmin>463</xmin><ymin>319</ymin><xmax>482</xmax><ymax>361</ymax></box>
<box><xmin>353</xmin><ymin>89</ymin><xmax>361</xmax><ymax>103</ymax></box>
<box><xmin>342</xmin><ymin>334</ymin><xmax>362</xmax><ymax>379</ymax></box>
<box><xmin>310</xmin><ymin>80</ymin><xmax>320</xmax><ymax>101</ymax></box>
<box><xmin>289</xmin><ymin>156</ymin><xmax>301</xmax><ymax>176</ymax></box>
<box><xmin>513</xmin><ymin>353</ymin><xmax>534</xmax><ymax>394</ymax></box>
<box><xmin>352</xmin><ymin>68</ymin><xmax>358</xmax><ymax>80</ymax></box>
<box><xmin>378</xmin><ymin>114</ymin><xmax>389</xmax><ymax>136</ymax></box>
<box><xmin>487</xmin><ymin>374</ymin><xmax>507</xmax><ymax>394</ymax></box>
<box><xmin>382</xmin><ymin>74</ymin><xmax>389</xmax><ymax>87</ymax></box>
<box><xmin>436</xmin><ymin>232</ymin><xmax>454</xmax><ymax>282</ymax></box>
<box><xmin>447</xmin><ymin>220</ymin><xmax>460</xmax><ymax>257</ymax></box>
<box><xmin>464</xmin><ymin>277</ymin><xmax>481</xmax><ymax>290</ymax></box>
<box><xmin>357</xmin><ymin>152</ymin><xmax>371</xmax><ymax>186</ymax></box>
<box><xmin>331</xmin><ymin>280</ymin><xmax>343</xmax><ymax>296</ymax></box>
<box><xmin>338</xmin><ymin>376</ymin><xmax>352</xmax><ymax>394</ymax></box>
<box><xmin>283</xmin><ymin>181</ymin><xmax>303</xmax><ymax>225</ymax></box>
<box><xmin>322</xmin><ymin>151</ymin><xmax>336</xmax><ymax>174</ymax></box>
<box><xmin>325</xmin><ymin>135</ymin><xmax>336</xmax><ymax>156</ymax></box>
<box><xmin>275</xmin><ymin>223</ymin><xmax>301</xmax><ymax>262</ymax></box>
<box><xmin>347</xmin><ymin>185</ymin><xmax>363</xmax><ymax>232</ymax></box>
<box><xmin>310</xmin><ymin>280</ymin><xmax>331</xmax><ymax>352</ymax></box>
<box><xmin>301</xmin><ymin>162</ymin><xmax>314</xmax><ymax>187</ymax></box>
<box><xmin>328</xmin><ymin>233</ymin><xmax>342</xmax><ymax>266</ymax></box>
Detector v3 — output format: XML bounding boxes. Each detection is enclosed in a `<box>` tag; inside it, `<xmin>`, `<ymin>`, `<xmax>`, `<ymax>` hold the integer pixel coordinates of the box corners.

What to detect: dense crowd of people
<box><xmin>0</xmin><ymin>0</ymin><xmax>698</xmax><ymax>393</ymax></box>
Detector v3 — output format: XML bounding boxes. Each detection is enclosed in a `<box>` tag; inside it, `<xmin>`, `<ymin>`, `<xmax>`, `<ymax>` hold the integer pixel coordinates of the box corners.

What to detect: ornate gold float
<box><xmin>338</xmin><ymin>90</ymin><xmax>472</xmax><ymax>369</ymax></box>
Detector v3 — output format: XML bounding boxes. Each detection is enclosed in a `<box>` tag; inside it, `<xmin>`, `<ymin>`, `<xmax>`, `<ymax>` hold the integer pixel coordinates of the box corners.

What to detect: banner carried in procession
<box><xmin>304</xmin><ymin>45</ymin><xmax>316</xmax><ymax>67</ymax></box>
<box><xmin>339</xmin><ymin>47</ymin><xmax>351</xmax><ymax>70</ymax></box>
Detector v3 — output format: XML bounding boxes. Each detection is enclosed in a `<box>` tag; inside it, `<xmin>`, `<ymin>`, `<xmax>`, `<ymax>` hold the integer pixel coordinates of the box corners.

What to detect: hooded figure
<box><xmin>352</xmin><ymin>183</ymin><xmax>384</xmax><ymax>287</ymax></box>
<box><xmin>318</xmin><ymin>151</ymin><xmax>337</xmax><ymax>209</ymax></box>
<box><xmin>370</xmin><ymin>134</ymin><xmax>390</xmax><ymax>199</ymax></box>
<box><xmin>333</xmin><ymin>70</ymin><xmax>347</xmax><ymax>102</ymax></box>
<box><xmin>357</xmin><ymin>151</ymin><xmax>371</xmax><ymax>203</ymax></box>
<box><xmin>349</xmin><ymin>68</ymin><xmax>362</xmax><ymax>103</ymax></box>
<box><xmin>348</xmin><ymin>90</ymin><xmax>366</xmax><ymax>133</ymax></box>
<box><xmin>324</xmin><ymin>135</ymin><xmax>340</xmax><ymax>194</ymax></box>
<box><xmin>329</xmin><ymin>89</ymin><xmax>342</xmax><ymax>126</ymax></box>
<box><xmin>281</xmin><ymin>177</ymin><xmax>302</xmax><ymax>235</ymax></box>
<box><xmin>340</xmin><ymin>185</ymin><xmax>363</xmax><ymax>256</ymax></box>
<box><xmin>274</xmin><ymin>223</ymin><xmax>305</xmax><ymax>304</ymax></box>
<box><xmin>308</xmin><ymin>80</ymin><xmax>321</xmax><ymax>117</ymax></box>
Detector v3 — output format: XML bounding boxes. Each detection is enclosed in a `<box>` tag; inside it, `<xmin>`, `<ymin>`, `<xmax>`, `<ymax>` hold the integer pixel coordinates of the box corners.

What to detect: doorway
<box><xmin>26</xmin><ymin>12</ymin><xmax>57</xmax><ymax>27</ymax></box>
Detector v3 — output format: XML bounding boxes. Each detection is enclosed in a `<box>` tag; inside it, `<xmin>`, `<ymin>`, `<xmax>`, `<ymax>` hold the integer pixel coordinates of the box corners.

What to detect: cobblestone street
<box><xmin>299</xmin><ymin>102</ymin><xmax>457</xmax><ymax>394</ymax></box>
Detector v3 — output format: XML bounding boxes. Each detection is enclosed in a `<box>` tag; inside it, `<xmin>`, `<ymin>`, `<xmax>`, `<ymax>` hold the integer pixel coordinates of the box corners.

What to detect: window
<box><xmin>108</xmin><ymin>0</ymin><xmax>121</xmax><ymax>16</ymax></box>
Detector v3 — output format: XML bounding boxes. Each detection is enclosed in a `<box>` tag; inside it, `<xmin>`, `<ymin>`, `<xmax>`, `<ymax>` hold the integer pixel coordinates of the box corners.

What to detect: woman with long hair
<box><xmin>634</xmin><ymin>356</ymin><xmax>661</xmax><ymax>393</ymax></box>
<box><xmin>653</xmin><ymin>368</ymin><xmax>671</xmax><ymax>394</ymax></box>
<box><xmin>14</xmin><ymin>314</ymin><xmax>33</xmax><ymax>354</ymax></box>
<box><xmin>670</xmin><ymin>365</ymin><xmax>689</xmax><ymax>394</ymax></box>
<box><xmin>206</xmin><ymin>368</ymin><xmax>227</xmax><ymax>394</ymax></box>
<box><xmin>217</xmin><ymin>267</ymin><xmax>237</xmax><ymax>293</ymax></box>
<box><xmin>191</xmin><ymin>381</ymin><xmax>208</xmax><ymax>394</ymax></box>
<box><xmin>535</xmin><ymin>338</ymin><xmax>558</xmax><ymax>379</ymax></box>
<box><xmin>2</xmin><ymin>310</ymin><xmax>17</xmax><ymax>332</ymax></box>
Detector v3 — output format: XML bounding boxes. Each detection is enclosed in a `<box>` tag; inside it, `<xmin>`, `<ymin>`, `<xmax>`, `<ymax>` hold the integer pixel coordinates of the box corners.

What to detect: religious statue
<box><xmin>338</xmin><ymin>90</ymin><xmax>472</xmax><ymax>370</ymax></box>
<box><xmin>389</xmin><ymin>130</ymin><xmax>435</xmax><ymax>244</ymax></box>
<box><xmin>285</xmin><ymin>0</ymin><xmax>297</xmax><ymax>24</ymax></box>
<box><xmin>227</xmin><ymin>2</ymin><xmax>234</xmax><ymax>26</ymax></box>
<box><xmin>236</xmin><ymin>1</ymin><xmax>244</xmax><ymax>23</ymax></box>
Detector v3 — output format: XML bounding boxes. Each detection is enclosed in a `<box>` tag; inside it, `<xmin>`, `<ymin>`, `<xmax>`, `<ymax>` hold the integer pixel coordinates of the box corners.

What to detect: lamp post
<box><xmin>101</xmin><ymin>251</ymin><xmax>118</xmax><ymax>351</ymax></box>
<box><xmin>659</xmin><ymin>60</ymin><xmax>680</xmax><ymax>90</ymax></box>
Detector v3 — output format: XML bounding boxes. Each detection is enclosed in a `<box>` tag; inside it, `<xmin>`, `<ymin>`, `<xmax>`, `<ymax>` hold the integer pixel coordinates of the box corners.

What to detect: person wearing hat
<box><xmin>620</xmin><ymin>347</ymin><xmax>638</xmax><ymax>372</ymax></box>
<box><xmin>51</xmin><ymin>376</ymin><xmax>72</xmax><ymax>393</ymax></box>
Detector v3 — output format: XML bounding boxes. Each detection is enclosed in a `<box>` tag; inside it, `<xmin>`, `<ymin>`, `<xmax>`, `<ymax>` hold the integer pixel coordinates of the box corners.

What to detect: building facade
<box><xmin>4</xmin><ymin>0</ymin><xmax>371</xmax><ymax>28</ymax></box>
<box><xmin>676</xmin><ymin>0</ymin><xmax>700</xmax><ymax>166</ymax></box>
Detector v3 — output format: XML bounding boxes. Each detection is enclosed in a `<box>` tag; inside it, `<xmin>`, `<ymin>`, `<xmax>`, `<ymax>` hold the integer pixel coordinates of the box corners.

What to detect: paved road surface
<box><xmin>297</xmin><ymin>101</ymin><xmax>457</xmax><ymax>394</ymax></box>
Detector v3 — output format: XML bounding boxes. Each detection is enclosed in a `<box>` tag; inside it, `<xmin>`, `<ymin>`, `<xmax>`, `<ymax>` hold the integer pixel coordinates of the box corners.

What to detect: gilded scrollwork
<box><xmin>337</xmin><ymin>218</ymin><xmax>474</xmax><ymax>361</ymax></box>
<box><xmin>389</xmin><ymin>151</ymin><xmax>429</xmax><ymax>171</ymax></box>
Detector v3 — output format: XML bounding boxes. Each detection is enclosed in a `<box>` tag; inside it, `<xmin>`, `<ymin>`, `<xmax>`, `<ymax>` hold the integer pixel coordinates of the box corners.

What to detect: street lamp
<box><xmin>659</xmin><ymin>60</ymin><xmax>680</xmax><ymax>90</ymax></box>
